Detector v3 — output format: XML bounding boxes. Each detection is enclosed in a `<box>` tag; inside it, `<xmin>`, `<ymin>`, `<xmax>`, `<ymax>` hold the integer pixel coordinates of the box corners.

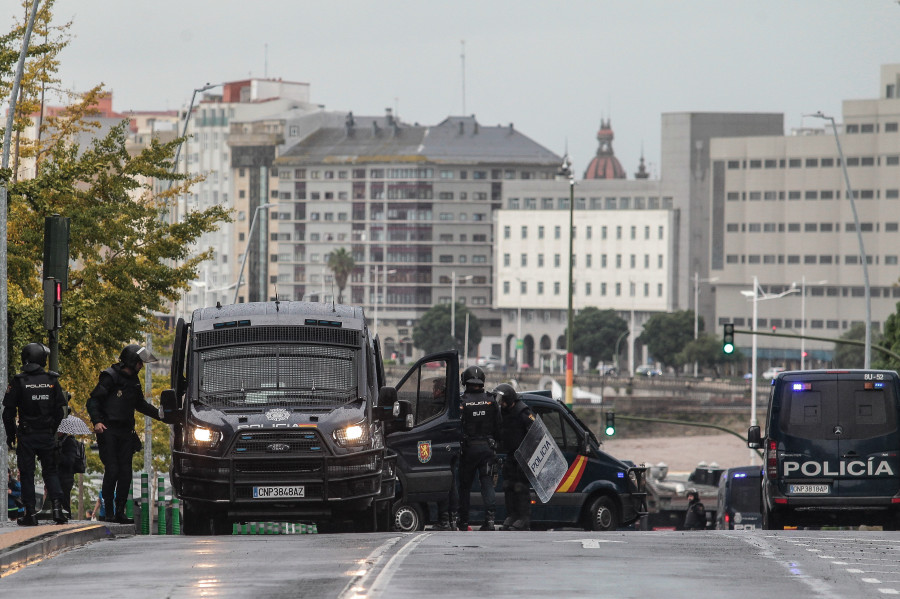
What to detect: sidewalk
<box><xmin>0</xmin><ymin>519</ymin><xmax>134</xmax><ymax>577</ymax></box>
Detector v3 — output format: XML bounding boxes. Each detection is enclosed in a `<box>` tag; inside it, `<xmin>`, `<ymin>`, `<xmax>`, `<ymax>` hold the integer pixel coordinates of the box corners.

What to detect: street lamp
<box><xmin>559</xmin><ymin>155</ymin><xmax>575</xmax><ymax>406</ymax></box>
<box><xmin>798</xmin><ymin>277</ymin><xmax>827</xmax><ymax>370</ymax></box>
<box><xmin>233</xmin><ymin>203</ymin><xmax>274</xmax><ymax>304</ymax></box>
<box><xmin>450</xmin><ymin>271</ymin><xmax>473</xmax><ymax>351</ymax></box>
<box><xmin>374</xmin><ymin>268</ymin><xmax>396</xmax><ymax>337</ymax></box>
<box><xmin>806</xmin><ymin>111</ymin><xmax>871</xmax><ymax>368</ymax></box>
<box><xmin>514</xmin><ymin>277</ymin><xmax>527</xmax><ymax>373</ymax></box>
<box><xmin>693</xmin><ymin>272</ymin><xmax>719</xmax><ymax>377</ymax></box>
<box><xmin>741</xmin><ymin>276</ymin><xmax>799</xmax><ymax>434</ymax></box>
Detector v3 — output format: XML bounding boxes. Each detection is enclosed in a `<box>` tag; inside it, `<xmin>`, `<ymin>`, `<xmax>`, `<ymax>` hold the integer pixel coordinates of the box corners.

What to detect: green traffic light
<box><xmin>605</xmin><ymin>426</ymin><xmax>615</xmax><ymax>436</ymax></box>
<box><xmin>723</xmin><ymin>342</ymin><xmax>734</xmax><ymax>354</ymax></box>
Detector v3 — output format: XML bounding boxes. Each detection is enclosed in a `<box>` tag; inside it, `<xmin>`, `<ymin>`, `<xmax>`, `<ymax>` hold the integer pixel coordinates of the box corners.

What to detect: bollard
<box><xmin>140</xmin><ymin>473</ymin><xmax>150</xmax><ymax>535</ymax></box>
<box><xmin>157</xmin><ymin>476</ymin><xmax>167</xmax><ymax>535</ymax></box>
<box><xmin>126</xmin><ymin>481</ymin><xmax>134</xmax><ymax>520</ymax></box>
<box><xmin>232</xmin><ymin>523</ymin><xmax>239</xmax><ymax>535</ymax></box>
<box><xmin>171</xmin><ymin>497</ymin><xmax>181</xmax><ymax>535</ymax></box>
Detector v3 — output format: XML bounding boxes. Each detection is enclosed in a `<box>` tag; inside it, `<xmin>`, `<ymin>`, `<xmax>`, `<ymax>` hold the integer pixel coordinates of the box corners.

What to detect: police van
<box><xmin>385</xmin><ymin>352</ymin><xmax>648</xmax><ymax>532</ymax></box>
<box><xmin>748</xmin><ymin>369</ymin><xmax>900</xmax><ymax>530</ymax></box>
<box><xmin>715</xmin><ymin>466</ymin><xmax>762</xmax><ymax>530</ymax></box>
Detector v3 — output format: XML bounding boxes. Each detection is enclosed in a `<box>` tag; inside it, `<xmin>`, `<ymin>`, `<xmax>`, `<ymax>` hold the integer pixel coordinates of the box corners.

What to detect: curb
<box><xmin>0</xmin><ymin>523</ymin><xmax>132</xmax><ymax>578</ymax></box>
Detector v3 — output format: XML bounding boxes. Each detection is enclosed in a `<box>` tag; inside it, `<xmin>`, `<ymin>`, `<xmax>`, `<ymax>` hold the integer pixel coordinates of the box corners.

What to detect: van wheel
<box><xmin>585</xmin><ymin>496</ymin><xmax>618</xmax><ymax>531</ymax></box>
<box><xmin>392</xmin><ymin>501</ymin><xmax>424</xmax><ymax>532</ymax></box>
<box><xmin>763</xmin><ymin>505</ymin><xmax>785</xmax><ymax>530</ymax></box>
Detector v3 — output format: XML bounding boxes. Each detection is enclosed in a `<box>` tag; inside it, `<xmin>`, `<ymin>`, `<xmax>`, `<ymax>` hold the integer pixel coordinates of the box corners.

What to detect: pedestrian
<box><xmin>7</xmin><ymin>468</ymin><xmax>24</xmax><ymax>520</ymax></box>
<box><xmin>456</xmin><ymin>366</ymin><xmax>501</xmax><ymax>532</ymax></box>
<box><xmin>87</xmin><ymin>344</ymin><xmax>162</xmax><ymax>524</ymax></box>
<box><xmin>683</xmin><ymin>488</ymin><xmax>707</xmax><ymax>530</ymax></box>
<box><xmin>494</xmin><ymin>383</ymin><xmax>535</xmax><ymax>531</ymax></box>
<box><xmin>429</xmin><ymin>376</ymin><xmax>459</xmax><ymax>531</ymax></box>
<box><xmin>55</xmin><ymin>431</ymin><xmax>81</xmax><ymax>517</ymax></box>
<box><xmin>2</xmin><ymin>343</ymin><xmax>70</xmax><ymax>526</ymax></box>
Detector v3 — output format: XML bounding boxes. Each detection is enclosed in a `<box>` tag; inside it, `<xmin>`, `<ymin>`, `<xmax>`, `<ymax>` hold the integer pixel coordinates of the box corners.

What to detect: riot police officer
<box><xmin>683</xmin><ymin>488</ymin><xmax>707</xmax><ymax>530</ymax></box>
<box><xmin>87</xmin><ymin>344</ymin><xmax>162</xmax><ymax>524</ymax></box>
<box><xmin>456</xmin><ymin>366</ymin><xmax>501</xmax><ymax>531</ymax></box>
<box><xmin>495</xmin><ymin>383</ymin><xmax>535</xmax><ymax>531</ymax></box>
<box><xmin>2</xmin><ymin>343</ymin><xmax>69</xmax><ymax>526</ymax></box>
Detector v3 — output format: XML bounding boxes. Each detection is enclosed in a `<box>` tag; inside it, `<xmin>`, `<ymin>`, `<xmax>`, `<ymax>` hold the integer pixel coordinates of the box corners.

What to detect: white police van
<box><xmin>748</xmin><ymin>370</ymin><xmax>900</xmax><ymax>530</ymax></box>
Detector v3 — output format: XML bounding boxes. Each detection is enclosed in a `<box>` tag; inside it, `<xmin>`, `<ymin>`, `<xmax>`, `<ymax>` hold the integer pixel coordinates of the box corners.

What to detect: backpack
<box><xmin>72</xmin><ymin>440</ymin><xmax>87</xmax><ymax>474</ymax></box>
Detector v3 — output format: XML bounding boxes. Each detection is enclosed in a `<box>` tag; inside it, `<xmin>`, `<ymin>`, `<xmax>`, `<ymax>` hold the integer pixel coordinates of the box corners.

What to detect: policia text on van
<box><xmin>748</xmin><ymin>369</ymin><xmax>900</xmax><ymax>530</ymax></box>
<box><xmin>160</xmin><ymin>302</ymin><xmax>404</xmax><ymax>535</ymax></box>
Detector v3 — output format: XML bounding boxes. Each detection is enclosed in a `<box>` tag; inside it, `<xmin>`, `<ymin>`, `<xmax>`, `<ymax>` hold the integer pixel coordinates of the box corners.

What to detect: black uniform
<box><xmin>457</xmin><ymin>389</ymin><xmax>502</xmax><ymax>530</ymax></box>
<box><xmin>499</xmin><ymin>397</ymin><xmax>535</xmax><ymax>531</ymax></box>
<box><xmin>2</xmin><ymin>363</ymin><xmax>68</xmax><ymax>520</ymax></box>
<box><xmin>87</xmin><ymin>363</ymin><xmax>160</xmax><ymax>519</ymax></box>
<box><xmin>683</xmin><ymin>493</ymin><xmax>706</xmax><ymax>530</ymax></box>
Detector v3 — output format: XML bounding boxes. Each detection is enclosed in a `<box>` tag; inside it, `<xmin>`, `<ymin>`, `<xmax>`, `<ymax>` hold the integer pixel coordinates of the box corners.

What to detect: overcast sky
<box><xmin>7</xmin><ymin>0</ymin><xmax>900</xmax><ymax>177</ymax></box>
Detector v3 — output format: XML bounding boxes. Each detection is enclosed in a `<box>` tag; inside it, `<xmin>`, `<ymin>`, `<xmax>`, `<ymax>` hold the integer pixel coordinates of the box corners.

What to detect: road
<box><xmin>4</xmin><ymin>530</ymin><xmax>900</xmax><ymax>598</ymax></box>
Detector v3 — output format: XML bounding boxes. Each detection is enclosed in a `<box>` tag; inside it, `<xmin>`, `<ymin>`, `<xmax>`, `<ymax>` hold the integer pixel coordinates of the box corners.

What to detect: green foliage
<box><xmin>637</xmin><ymin>310</ymin><xmax>697</xmax><ymax>368</ymax></box>
<box><xmin>841</xmin><ymin>321</ymin><xmax>884</xmax><ymax>370</ymax></box>
<box><xmin>676</xmin><ymin>333</ymin><xmax>743</xmax><ymax>375</ymax></box>
<box><xmin>413</xmin><ymin>303</ymin><xmax>482</xmax><ymax>356</ymax></box>
<box><xmin>570</xmin><ymin>307</ymin><xmax>628</xmax><ymax>368</ymax></box>
<box><xmin>877</xmin><ymin>307</ymin><xmax>900</xmax><ymax>371</ymax></box>
<box><xmin>326</xmin><ymin>247</ymin><xmax>354</xmax><ymax>303</ymax></box>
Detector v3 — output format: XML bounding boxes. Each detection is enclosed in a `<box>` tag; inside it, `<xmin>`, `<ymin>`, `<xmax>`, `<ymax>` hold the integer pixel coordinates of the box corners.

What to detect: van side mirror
<box><xmin>376</xmin><ymin>387</ymin><xmax>398</xmax><ymax>421</ymax></box>
<box><xmin>160</xmin><ymin>389</ymin><xmax>181</xmax><ymax>425</ymax></box>
<box><xmin>392</xmin><ymin>399</ymin><xmax>414</xmax><ymax>430</ymax></box>
<box><xmin>747</xmin><ymin>425</ymin><xmax>761</xmax><ymax>449</ymax></box>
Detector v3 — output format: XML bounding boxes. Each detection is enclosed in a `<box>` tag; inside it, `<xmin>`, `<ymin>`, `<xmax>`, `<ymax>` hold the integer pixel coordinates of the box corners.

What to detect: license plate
<box><xmin>252</xmin><ymin>485</ymin><xmax>305</xmax><ymax>499</ymax></box>
<box><xmin>788</xmin><ymin>484</ymin><xmax>830</xmax><ymax>494</ymax></box>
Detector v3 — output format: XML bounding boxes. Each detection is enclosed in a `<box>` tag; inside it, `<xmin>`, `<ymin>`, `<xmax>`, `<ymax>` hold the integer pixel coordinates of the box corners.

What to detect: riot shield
<box><xmin>513</xmin><ymin>417</ymin><xmax>568</xmax><ymax>503</ymax></box>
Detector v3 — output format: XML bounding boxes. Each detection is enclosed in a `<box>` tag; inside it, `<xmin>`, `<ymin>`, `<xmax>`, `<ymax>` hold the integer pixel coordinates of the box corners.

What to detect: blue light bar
<box><xmin>617</xmin><ymin>472</ymin><xmax>625</xmax><ymax>478</ymax></box>
<box><xmin>733</xmin><ymin>472</ymin><xmax>747</xmax><ymax>478</ymax></box>
<box><xmin>792</xmin><ymin>383</ymin><xmax>812</xmax><ymax>391</ymax></box>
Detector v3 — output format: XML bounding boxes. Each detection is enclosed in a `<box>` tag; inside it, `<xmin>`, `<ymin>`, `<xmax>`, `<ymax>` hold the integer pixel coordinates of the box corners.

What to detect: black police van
<box><xmin>161</xmin><ymin>302</ymin><xmax>402</xmax><ymax>534</ymax></box>
<box><xmin>748</xmin><ymin>369</ymin><xmax>900</xmax><ymax>530</ymax></box>
<box><xmin>386</xmin><ymin>352</ymin><xmax>648</xmax><ymax>531</ymax></box>
<box><xmin>715</xmin><ymin>465</ymin><xmax>762</xmax><ymax>530</ymax></box>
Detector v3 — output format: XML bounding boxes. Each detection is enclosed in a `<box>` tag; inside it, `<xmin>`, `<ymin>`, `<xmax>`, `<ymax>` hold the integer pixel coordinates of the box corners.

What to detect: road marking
<box><xmin>864</xmin><ymin>578</ymin><xmax>884</xmax><ymax>584</ymax></box>
<box><xmin>878</xmin><ymin>589</ymin><xmax>900</xmax><ymax>594</ymax></box>
<box><xmin>555</xmin><ymin>538</ymin><xmax>624</xmax><ymax>549</ymax></box>
<box><xmin>366</xmin><ymin>533</ymin><xmax>433</xmax><ymax>599</ymax></box>
<box><xmin>338</xmin><ymin>535</ymin><xmax>402</xmax><ymax>599</ymax></box>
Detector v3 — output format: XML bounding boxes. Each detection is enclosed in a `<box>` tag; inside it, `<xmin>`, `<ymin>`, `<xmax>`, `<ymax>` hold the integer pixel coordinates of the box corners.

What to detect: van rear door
<box><xmin>833</xmin><ymin>372</ymin><xmax>900</xmax><ymax>499</ymax></box>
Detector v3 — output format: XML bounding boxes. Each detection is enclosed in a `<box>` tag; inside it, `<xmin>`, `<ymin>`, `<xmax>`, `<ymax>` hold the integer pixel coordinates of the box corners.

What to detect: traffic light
<box><xmin>723</xmin><ymin>323</ymin><xmax>735</xmax><ymax>354</ymax></box>
<box><xmin>43</xmin><ymin>278</ymin><xmax>62</xmax><ymax>330</ymax></box>
<box><xmin>604</xmin><ymin>411</ymin><xmax>615</xmax><ymax>436</ymax></box>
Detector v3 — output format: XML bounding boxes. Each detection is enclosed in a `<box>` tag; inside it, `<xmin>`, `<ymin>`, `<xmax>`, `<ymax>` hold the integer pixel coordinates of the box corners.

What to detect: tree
<box><xmin>676</xmin><ymin>333</ymin><xmax>743</xmax><ymax>376</ymax></box>
<box><xmin>326</xmin><ymin>247</ymin><xmax>354</xmax><ymax>303</ymax></box>
<box><xmin>2</xmin><ymin>7</ymin><xmax>229</xmax><ymax>472</ymax></box>
<box><xmin>637</xmin><ymin>310</ymin><xmax>697</xmax><ymax>368</ymax></box>
<box><xmin>570</xmin><ymin>307</ymin><xmax>628</xmax><ymax>369</ymax></box>
<box><xmin>413</xmin><ymin>303</ymin><xmax>482</xmax><ymax>356</ymax></box>
<box><xmin>877</xmin><ymin>304</ymin><xmax>900</xmax><ymax>371</ymax></box>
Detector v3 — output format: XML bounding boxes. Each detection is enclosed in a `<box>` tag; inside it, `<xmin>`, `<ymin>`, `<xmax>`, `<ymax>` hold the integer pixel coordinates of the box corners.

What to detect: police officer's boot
<box><xmin>17</xmin><ymin>507</ymin><xmax>38</xmax><ymax>527</ymax></box>
<box><xmin>479</xmin><ymin>510</ymin><xmax>495</xmax><ymax>531</ymax></box>
<box><xmin>52</xmin><ymin>499</ymin><xmax>68</xmax><ymax>524</ymax></box>
<box><xmin>433</xmin><ymin>511</ymin><xmax>452</xmax><ymax>531</ymax></box>
<box><xmin>114</xmin><ymin>500</ymin><xmax>134</xmax><ymax>524</ymax></box>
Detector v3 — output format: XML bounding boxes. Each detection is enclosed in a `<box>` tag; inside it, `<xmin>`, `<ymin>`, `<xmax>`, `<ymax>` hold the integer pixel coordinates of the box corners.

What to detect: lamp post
<box><xmin>559</xmin><ymin>155</ymin><xmax>576</xmax><ymax>406</ymax></box>
<box><xmin>233</xmin><ymin>203</ymin><xmax>274</xmax><ymax>304</ymax></box>
<box><xmin>450</xmin><ymin>271</ymin><xmax>473</xmax><ymax>352</ymax></box>
<box><xmin>741</xmin><ymin>276</ymin><xmax>799</xmax><ymax>437</ymax></box>
<box><xmin>514</xmin><ymin>277</ymin><xmax>526</xmax><ymax>373</ymax></box>
<box><xmin>693</xmin><ymin>272</ymin><xmax>719</xmax><ymax>377</ymax></box>
<box><xmin>614</xmin><ymin>330</ymin><xmax>629</xmax><ymax>375</ymax></box>
<box><xmin>799</xmin><ymin>276</ymin><xmax>827</xmax><ymax>370</ymax></box>
<box><xmin>807</xmin><ymin>111</ymin><xmax>871</xmax><ymax>368</ymax></box>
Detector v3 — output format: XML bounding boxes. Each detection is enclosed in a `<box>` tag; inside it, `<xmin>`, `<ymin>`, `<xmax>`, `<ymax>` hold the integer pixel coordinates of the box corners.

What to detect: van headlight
<box><xmin>333</xmin><ymin>421</ymin><xmax>370</xmax><ymax>448</ymax></box>
<box><xmin>187</xmin><ymin>425</ymin><xmax>222</xmax><ymax>448</ymax></box>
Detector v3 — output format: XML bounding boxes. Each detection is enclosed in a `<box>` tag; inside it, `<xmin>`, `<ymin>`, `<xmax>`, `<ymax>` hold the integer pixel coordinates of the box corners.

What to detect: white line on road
<box><xmin>338</xmin><ymin>535</ymin><xmax>402</xmax><ymax>599</ymax></box>
<box><xmin>864</xmin><ymin>578</ymin><xmax>884</xmax><ymax>584</ymax></box>
<box><xmin>366</xmin><ymin>533</ymin><xmax>433</xmax><ymax>599</ymax></box>
<box><xmin>555</xmin><ymin>539</ymin><xmax>624</xmax><ymax>549</ymax></box>
<box><xmin>878</xmin><ymin>589</ymin><xmax>900</xmax><ymax>594</ymax></box>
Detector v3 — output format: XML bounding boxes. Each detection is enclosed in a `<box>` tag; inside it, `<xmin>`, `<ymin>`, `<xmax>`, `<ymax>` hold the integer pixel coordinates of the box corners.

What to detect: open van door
<box><xmin>386</xmin><ymin>352</ymin><xmax>461</xmax><ymax>514</ymax></box>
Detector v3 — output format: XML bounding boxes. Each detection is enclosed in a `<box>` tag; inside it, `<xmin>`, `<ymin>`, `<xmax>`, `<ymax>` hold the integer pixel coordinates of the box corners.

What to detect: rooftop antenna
<box><xmin>460</xmin><ymin>40</ymin><xmax>466</xmax><ymax>115</ymax></box>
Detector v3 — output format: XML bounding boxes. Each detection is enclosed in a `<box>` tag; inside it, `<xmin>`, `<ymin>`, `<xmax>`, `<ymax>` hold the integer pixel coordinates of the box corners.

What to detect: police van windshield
<box><xmin>729</xmin><ymin>475</ymin><xmax>761</xmax><ymax>513</ymax></box>
<box><xmin>777</xmin><ymin>379</ymin><xmax>897</xmax><ymax>440</ymax></box>
<box><xmin>196</xmin><ymin>344</ymin><xmax>358</xmax><ymax>409</ymax></box>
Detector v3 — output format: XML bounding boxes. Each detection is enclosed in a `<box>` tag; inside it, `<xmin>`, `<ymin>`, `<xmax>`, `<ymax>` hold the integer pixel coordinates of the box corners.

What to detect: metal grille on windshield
<box><xmin>197</xmin><ymin>344</ymin><xmax>358</xmax><ymax>409</ymax></box>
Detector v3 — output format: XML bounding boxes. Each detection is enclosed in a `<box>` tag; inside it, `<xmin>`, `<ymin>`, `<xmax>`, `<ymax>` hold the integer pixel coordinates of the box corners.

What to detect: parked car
<box><xmin>597</xmin><ymin>364</ymin><xmax>618</xmax><ymax>377</ymax></box>
<box><xmin>635</xmin><ymin>365</ymin><xmax>662</xmax><ymax>377</ymax></box>
<box><xmin>761</xmin><ymin>366</ymin><xmax>785</xmax><ymax>380</ymax></box>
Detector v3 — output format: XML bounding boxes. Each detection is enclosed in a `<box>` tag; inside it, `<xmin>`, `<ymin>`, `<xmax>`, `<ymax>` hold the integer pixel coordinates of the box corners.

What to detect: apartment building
<box><xmin>711</xmin><ymin>64</ymin><xmax>900</xmax><ymax>364</ymax></box>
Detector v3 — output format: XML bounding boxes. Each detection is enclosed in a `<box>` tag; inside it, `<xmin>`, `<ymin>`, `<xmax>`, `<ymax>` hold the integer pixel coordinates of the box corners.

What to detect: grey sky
<box><xmin>9</xmin><ymin>0</ymin><xmax>900</xmax><ymax>177</ymax></box>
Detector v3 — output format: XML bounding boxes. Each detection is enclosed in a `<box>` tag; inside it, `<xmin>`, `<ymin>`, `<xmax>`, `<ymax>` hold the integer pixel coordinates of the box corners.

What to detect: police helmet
<box><xmin>492</xmin><ymin>383</ymin><xmax>518</xmax><ymax>407</ymax></box>
<box><xmin>461</xmin><ymin>365</ymin><xmax>486</xmax><ymax>388</ymax></box>
<box><xmin>21</xmin><ymin>343</ymin><xmax>50</xmax><ymax>368</ymax></box>
<box><xmin>119</xmin><ymin>344</ymin><xmax>158</xmax><ymax>369</ymax></box>
<box><xmin>686</xmin><ymin>488</ymin><xmax>700</xmax><ymax>501</ymax></box>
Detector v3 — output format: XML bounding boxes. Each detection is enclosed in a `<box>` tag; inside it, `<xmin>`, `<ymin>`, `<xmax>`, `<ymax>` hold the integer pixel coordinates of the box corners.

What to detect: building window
<box><xmin>554</xmin><ymin>282</ymin><xmax>560</xmax><ymax>295</ymax></box>
<box><xmin>503</xmin><ymin>254</ymin><xmax>510</xmax><ymax>267</ymax></box>
<box><xmin>521</xmin><ymin>254</ymin><xmax>527</xmax><ymax>267</ymax></box>
<box><xmin>538</xmin><ymin>254</ymin><xmax>544</xmax><ymax>267</ymax></box>
<box><xmin>554</xmin><ymin>254</ymin><xmax>561</xmax><ymax>268</ymax></box>
<box><xmin>554</xmin><ymin>226</ymin><xmax>561</xmax><ymax>239</ymax></box>
<box><xmin>504</xmin><ymin>226</ymin><xmax>510</xmax><ymax>239</ymax></box>
<box><xmin>521</xmin><ymin>226</ymin><xmax>528</xmax><ymax>239</ymax></box>
<box><xmin>503</xmin><ymin>281</ymin><xmax>510</xmax><ymax>294</ymax></box>
<box><xmin>538</xmin><ymin>226</ymin><xmax>545</xmax><ymax>239</ymax></box>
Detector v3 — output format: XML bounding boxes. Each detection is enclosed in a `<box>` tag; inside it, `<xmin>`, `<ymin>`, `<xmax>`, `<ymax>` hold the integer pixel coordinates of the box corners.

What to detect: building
<box><xmin>272</xmin><ymin>114</ymin><xmax>561</xmax><ymax>362</ymax></box>
<box><xmin>710</xmin><ymin>63</ymin><xmax>900</xmax><ymax>364</ymax></box>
